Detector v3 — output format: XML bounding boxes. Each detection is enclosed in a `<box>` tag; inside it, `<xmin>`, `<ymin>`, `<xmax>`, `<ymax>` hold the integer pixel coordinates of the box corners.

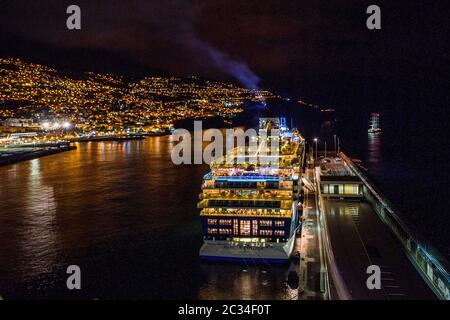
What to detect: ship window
<box><xmin>252</xmin><ymin>220</ymin><xmax>258</xmax><ymax>236</ymax></box>
<box><xmin>208</xmin><ymin>228</ymin><xmax>218</xmax><ymax>234</ymax></box>
<box><xmin>207</xmin><ymin>219</ymin><xmax>217</xmax><ymax>225</ymax></box>
<box><xmin>219</xmin><ymin>219</ymin><xmax>232</xmax><ymax>225</ymax></box>
<box><xmin>274</xmin><ymin>220</ymin><xmax>285</xmax><ymax>227</ymax></box>
<box><xmin>274</xmin><ymin>230</ymin><xmax>285</xmax><ymax>236</ymax></box>
<box><xmin>219</xmin><ymin>228</ymin><xmax>232</xmax><ymax>235</ymax></box>
<box><xmin>259</xmin><ymin>220</ymin><xmax>272</xmax><ymax>227</ymax></box>
<box><xmin>239</xmin><ymin>220</ymin><xmax>251</xmax><ymax>236</ymax></box>
<box><xmin>334</xmin><ymin>185</ymin><xmax>339</xmax><ymax>194</ymax></box>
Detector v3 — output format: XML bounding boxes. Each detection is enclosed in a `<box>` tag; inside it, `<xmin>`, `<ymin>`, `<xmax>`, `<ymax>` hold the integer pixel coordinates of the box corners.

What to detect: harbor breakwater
<box><xmin>0</xmin><ymin>142</ymin><xmax>76</xmax><ymax>166</ymax></box>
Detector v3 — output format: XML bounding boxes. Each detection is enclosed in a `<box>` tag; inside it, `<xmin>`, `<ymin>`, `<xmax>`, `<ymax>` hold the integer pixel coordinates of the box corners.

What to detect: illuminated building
<box><xmin>318</xmin><ymin>157</ymin><xmax>364</xmax><ymax>199</ymax></box>
<box><xmin>0</xmin><ymin>58</ymin><xmax>277</xmax><ymax>134</ymax></box>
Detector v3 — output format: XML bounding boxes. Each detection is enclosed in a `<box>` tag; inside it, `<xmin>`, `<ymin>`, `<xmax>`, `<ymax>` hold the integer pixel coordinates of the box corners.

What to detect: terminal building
<box><xmin>318</xmin><ymin>158</ymin><xmax>363</xmax><ymax>199</ymax></box>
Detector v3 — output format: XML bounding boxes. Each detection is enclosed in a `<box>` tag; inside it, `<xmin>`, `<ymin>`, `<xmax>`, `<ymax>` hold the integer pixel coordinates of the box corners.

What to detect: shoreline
<box><xmin>71</xmin><ymin>134</ymin><xmax>146</xmax><ymax>142</ymax></box>
<box><xmin>0</xmin><ymin>143</ymin><xmax>76</xmax><ymax>166</ymax></box>
<box><xmin>0</xmin><ymin>133</ymin><xmax>172</xmax><ymax>166</ymax></box>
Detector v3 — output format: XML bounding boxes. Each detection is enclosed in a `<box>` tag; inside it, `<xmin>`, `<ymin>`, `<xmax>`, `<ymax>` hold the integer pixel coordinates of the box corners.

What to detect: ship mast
<box><xmin>369</xmin><ymin>113</ymin><xmax>381</xmax><ymax>132</ymax></box>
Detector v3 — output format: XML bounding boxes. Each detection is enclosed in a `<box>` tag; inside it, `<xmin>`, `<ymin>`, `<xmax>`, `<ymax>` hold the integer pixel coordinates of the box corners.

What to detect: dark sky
<box><xmin>0</xmin><ymin>0</ymin><xmax>448</xmax><ymax>110</ymax></box>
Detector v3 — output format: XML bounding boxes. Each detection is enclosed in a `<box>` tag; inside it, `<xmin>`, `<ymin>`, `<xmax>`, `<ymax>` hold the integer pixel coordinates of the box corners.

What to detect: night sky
<box><xmin>0</xmin><ymin>1</ymin><xmax>448</xmax><ymax>116</ymax></box>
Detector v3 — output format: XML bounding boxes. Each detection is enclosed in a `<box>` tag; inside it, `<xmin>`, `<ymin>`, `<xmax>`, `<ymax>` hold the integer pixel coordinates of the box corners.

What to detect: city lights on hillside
<box><xmin>0</xmin><ymin>58</ymin><xmax>276</xmax><ymax>133</ymax></box>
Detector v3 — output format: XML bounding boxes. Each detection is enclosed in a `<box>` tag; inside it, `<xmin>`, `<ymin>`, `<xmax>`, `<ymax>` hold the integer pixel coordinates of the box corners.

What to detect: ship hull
<box><xmin>199</xmin><ymin>232</ymin><xmax>297</xmax><ymax>263</ymax></box>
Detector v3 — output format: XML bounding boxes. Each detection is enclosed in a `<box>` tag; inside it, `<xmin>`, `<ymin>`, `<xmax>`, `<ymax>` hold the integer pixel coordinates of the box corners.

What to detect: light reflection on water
<box><xmin>0</xmin><ymin>137</ymin><xmax>296</xmax><ymax>299</ymax></box>
<box><xmin>367</xmin><ymin>133</ymin><xmax>382</xmax><ymax>164</ymax></box>
<box><xmin>366</xmin><ymin>133</ymin><xmax>384</xmax><ymax>179</ymax></box>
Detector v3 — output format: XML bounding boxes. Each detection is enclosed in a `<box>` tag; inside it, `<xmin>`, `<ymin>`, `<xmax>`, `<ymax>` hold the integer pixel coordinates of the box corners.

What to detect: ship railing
<box><xmin>198</xmin><ymin>199</ymin><xmax>292</xmax><ymax>210</ymax></box>
<box><xmin>208</xmin><ymin>175</ymin><xmax>297</xmax><ymax>182</ymax></box>
<box><xmin>203</xmin><ymin>172</ymin><xmax>213</xmax><ymax>180</ymax></box>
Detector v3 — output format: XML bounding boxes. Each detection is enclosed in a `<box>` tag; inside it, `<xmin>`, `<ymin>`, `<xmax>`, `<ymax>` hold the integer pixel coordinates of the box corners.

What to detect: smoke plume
<box><xmin>176</xmin><ymin>3</ymin><xmax>260</xmax><ymax>89</ymax></box>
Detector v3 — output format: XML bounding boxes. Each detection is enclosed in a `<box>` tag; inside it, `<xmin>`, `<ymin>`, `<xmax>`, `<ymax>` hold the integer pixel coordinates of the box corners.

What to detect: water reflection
<box><xmin>367</xmin><ymin>133</ymin><xmax>382</xmax><ymax>164</ymax></box>
<box><xmin>199</xmin><ymin>263</ymin><xmax>297</xmax><ymax>300</ymax></box>
<box><xmin>0</xmin><ymin>136</ymin><xmax>295</xmax><ymax>299</ymax></box>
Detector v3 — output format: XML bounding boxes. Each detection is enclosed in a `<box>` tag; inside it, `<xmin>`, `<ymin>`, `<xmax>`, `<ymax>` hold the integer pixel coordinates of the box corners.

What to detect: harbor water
<box><xmin>0</xmin><ymin>137</ymin><xmax>298</xmax><ymax>299</ymax></box>
<box><xmin>0</xmin><ymin>103</ymin><xmax>448</xmax><ymax>298</ymax></box>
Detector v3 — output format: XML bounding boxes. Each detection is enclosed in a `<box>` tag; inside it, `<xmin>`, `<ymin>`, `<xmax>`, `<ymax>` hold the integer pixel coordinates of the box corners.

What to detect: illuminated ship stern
<box><xmin>198</xmin><ymin>117</ymin><xmax>305</xmax><ymax>263</ymax></box>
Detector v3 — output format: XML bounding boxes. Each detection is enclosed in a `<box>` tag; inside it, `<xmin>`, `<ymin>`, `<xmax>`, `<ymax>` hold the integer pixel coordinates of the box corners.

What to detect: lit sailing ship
<box><xmin>368</xmin><ymin>112</ymin><xmax>382</xmax><ymax>134</ymax></box>
<box><xmin>198</xmin><ymin>118</ymin><xmax>305</xmax><ymax>262</ymax></box>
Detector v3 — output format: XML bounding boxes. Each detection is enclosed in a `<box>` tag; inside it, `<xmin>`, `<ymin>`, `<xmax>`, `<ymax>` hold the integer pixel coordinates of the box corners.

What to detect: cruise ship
<box><xmin>198</xmin><ymin>118</ymin><xmax>305</xmax><ymax>262</ymax></box>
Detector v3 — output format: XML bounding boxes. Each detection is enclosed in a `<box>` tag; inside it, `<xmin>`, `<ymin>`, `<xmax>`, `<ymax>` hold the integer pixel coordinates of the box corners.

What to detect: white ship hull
<box><xmin>368</xmin><ymin>128</ymin><xmax>382</xmax><ymax>134</ymax></box>
<box><xmin>199</xmin><ymin>233</ymin><xmax>297</xmax><ymax>263</ymax></box>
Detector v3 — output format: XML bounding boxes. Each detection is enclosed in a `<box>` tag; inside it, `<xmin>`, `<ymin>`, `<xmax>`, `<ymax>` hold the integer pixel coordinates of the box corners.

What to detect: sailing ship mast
<box><xmin>368</xmin><ymin>113</ymin><xmax>381</xmax><ymax>133</ymax></box>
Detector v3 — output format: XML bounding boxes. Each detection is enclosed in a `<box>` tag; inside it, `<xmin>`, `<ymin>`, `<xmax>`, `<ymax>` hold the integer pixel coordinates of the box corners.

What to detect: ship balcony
<box><xmin>199</xmin><ymin>208</ymin><xmax>292</xmax><ymax>218</ymax></box>
<box><xmin>199</xmin><ymin>193</ymin><xmax>293</xmax><ymax>201</ymax></box>
<box><xmin>197</xmin><ymin>199</ymin><xmax>292</xmax><ymax>210</ymax></box>
<box><xmin>201</xmin><ymin>182</ymin><xmax>294</xmax><ymax>190</ymax></box>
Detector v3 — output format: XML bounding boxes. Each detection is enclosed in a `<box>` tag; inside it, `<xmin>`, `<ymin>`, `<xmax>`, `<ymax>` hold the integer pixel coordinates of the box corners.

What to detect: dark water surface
<box><xmin>0</xmin><ymin>138</ymin><xmax>298</xmax><ymax>299</ymax></box>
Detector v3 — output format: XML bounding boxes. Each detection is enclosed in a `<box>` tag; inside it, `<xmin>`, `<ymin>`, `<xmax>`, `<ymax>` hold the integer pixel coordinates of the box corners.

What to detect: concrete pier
<box><xmin>315</xmin><ymin>155</ymin><xmax>438</xmax><ymax>299</ymax></box>
<box><xmin>298</xmin><ymin>167</ymin><xmax>329</xmax><ymax>299</ymax></box>
<box><xmin>0</xmin><ymin>142</ymin><xmax>76</xmax><ymax>166</ymax></box>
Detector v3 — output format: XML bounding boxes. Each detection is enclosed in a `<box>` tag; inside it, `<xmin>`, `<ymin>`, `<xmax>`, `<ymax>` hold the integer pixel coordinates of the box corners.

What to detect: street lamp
<box><xmin>334</xmin><ymin>134</ymin><xmax>337</xmax><ymax>155</ymax></box>
<box><xmin>313</xmin><ymin>138</ymin><xmax>318</xmax><ymax>160</ymax></box>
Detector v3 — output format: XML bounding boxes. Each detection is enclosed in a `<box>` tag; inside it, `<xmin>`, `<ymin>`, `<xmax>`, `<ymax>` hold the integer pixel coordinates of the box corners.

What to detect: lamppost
<box><xmin>337</xmin><ymin>137</ymin><xmax>341</xmax><ymax>154</ymax></box>
<box><xmin>314</xmin><ymin>138</ymin><xmax>318</xmax><ymax>160</ymax></box>
<box><xmin>334</xmin><ymin>134</ymin><xmax>337</xmax><ymax>155</ymax></box>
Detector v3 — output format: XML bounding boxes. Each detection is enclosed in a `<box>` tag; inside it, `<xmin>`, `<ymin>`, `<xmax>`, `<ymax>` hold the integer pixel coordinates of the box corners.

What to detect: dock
<box><xmin>298</xmin><ymin>167</ymin><xmax>329</xmax><ymax>299</ymax></box>
<box><xmin>313</xmin><ymin>154</ymin><xmax>444</xmax><ymax>299</ymax></box>
<box><xmin>71</xmin><ymin>134</ymin><xmax>145</xmax><ymax>142</ymax></box>
<box><xmin>0</xmin><ymin>142</ymin><xmax>76</xmax><ymax>166</ymax></box>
